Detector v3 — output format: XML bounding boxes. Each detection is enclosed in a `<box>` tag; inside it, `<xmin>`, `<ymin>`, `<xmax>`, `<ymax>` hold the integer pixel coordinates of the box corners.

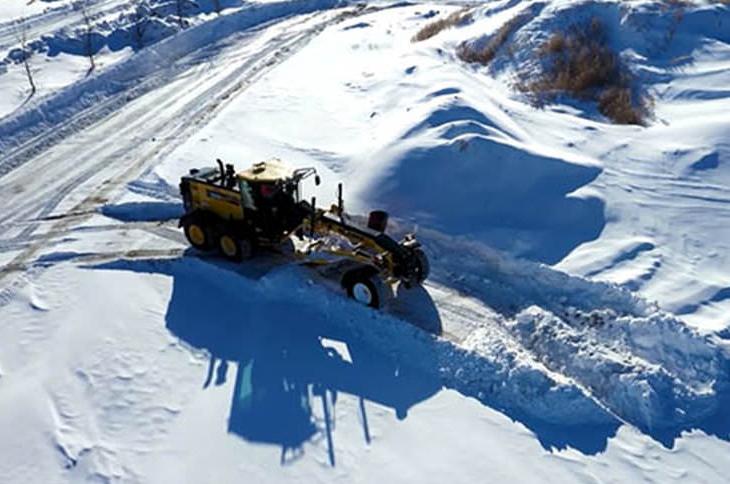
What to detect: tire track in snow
<box><xmin>0</xmin><ymin>220</ymin><xmax>185</xmax><ymax>255</ymax></box>
<box><xmin>0</xmin><ymin>0</ymin><xmax>126</xmax><ymax>52</ymax></box>
<box><xmin>0</xmin><ymin>0</ymin><xmax>353</xmax><ymax>178</ymax></box>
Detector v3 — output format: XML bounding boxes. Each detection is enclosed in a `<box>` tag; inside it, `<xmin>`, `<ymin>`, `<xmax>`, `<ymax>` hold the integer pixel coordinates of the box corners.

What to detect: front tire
<box><xmin>412</xmin><ymin>248</ymin><xmax>430</xmax><ymax>284</ymax></box>
<box><xmin>343</xmin><ymin>268</ymin><xmax>384</xmax><ymax>309</ymax></box>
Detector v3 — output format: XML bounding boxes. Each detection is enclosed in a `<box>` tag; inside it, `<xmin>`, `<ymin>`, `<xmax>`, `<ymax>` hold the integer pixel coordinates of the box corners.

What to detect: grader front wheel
<box><xmin>412</xmin><ymin>248</ymin><xmax>430</xmax><ymax>283</ymax></box>
<box><xmin>343</xmin><ymin>268</ymin><xmax>387</xmax><ymax>309</ymax></box>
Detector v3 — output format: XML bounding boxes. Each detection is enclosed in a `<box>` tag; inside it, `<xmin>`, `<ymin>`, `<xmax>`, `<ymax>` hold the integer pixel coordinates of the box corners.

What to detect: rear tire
<box><xmin>218</xmin><ymin>231</ymin><xmax>252</xmax><ymax>262</ymax></box>
<box><xmin>183</xmin><ymin>218</ymin><xmax>213</xmax><ymax>251</ymax></box>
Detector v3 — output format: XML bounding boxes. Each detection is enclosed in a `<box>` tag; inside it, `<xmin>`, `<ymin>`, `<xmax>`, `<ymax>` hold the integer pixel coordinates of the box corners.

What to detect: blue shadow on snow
<box><xmin>90</xmin><ymin>254</ymin><xmax>623</xmax><ymax>463</ymax></box>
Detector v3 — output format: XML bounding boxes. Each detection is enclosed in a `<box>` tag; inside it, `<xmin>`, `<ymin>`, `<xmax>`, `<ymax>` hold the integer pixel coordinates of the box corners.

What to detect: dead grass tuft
<box><xmin>412</xmin><ymin>9</ymin><xmax>472</xmax><ymax>42</ymax></box>
<box><xmin>521</xmin><ymin>18</ymin><xmax>650</xmax><ymax>125</ymax></box>
<box><xmin>598</xmin><ymin>87</ymin><xmax>644</xmax><ymax>124</ymax></box>
<box><xmin>456</xmin><ymin>13</ymin><xmax>530</xmax><ymax>66</ymax></box>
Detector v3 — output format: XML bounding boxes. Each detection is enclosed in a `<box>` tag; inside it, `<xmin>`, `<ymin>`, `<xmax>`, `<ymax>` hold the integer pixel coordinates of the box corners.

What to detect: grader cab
<box><xmin>179</xmin><ymin>158</ymin><xmax>429</xmax><ymax>308</ymax></box>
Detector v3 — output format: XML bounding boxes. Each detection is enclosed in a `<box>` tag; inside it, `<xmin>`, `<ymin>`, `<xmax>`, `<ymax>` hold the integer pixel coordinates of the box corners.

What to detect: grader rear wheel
<box><xmin>183</xmin><ymin>218</ymin><xmax>213</xmax><ymax>251</ymax></box>
<box><xmin>217</xmin><ymin>231</ymin><xmax>253</xmax><ymax>262</ymax></box>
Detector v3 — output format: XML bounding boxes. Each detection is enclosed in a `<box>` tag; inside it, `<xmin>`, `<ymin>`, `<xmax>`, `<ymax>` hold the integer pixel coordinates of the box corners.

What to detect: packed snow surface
<box><xmin>1</xmin><ymin>0</ymin><xmax>730</xmax><ymax>482</ymax></box>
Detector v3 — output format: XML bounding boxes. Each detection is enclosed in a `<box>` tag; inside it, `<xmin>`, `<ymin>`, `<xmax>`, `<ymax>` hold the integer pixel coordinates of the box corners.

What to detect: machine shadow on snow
<box><xmin>91</xmin><ymin>254</ymin><xmax>630</xmax><ymax>460</ymax></box>
<box><xmin>101</xmin><ymin>201</ymin><xmax>183</xmax><ymax>222</ymax></box>
<box><xmin>92</xmin><ymin>255</ymin><xmax>442</xmax><ymax>466</ymax></box>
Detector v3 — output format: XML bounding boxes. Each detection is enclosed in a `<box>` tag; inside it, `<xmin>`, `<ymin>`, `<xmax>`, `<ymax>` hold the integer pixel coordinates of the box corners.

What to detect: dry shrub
<box><xmin>540</xmin><ymin>33</ymin><xmax>565</xmax><ymax>55</ymax></box>
<box><xmin>534</xmin><ymin>19</ymin><xmax>617</xmax><ymax>93</ymax></box>
<box><xmin>456</xmin><ymin>13</ymin><xmax>530</xmax><ymax>66</ymax></box>
<box><xmin>599</xmin><ymin>87</ymin><xmax>643</xmax><ymax>124</ymax></box>
<box><xmin>662</xmin><ymin>0</ymin><xmax>692</xmax><ymax>7</ymax></box>
<box><xmin>412</xmin><ymin>9</ymin><xmax>472</xmax><ymax>42</ymax></box>
<box><xmin>523</xmin><ymin>18</ymin><xmax>650</xmax><ymax>125</ymax></box>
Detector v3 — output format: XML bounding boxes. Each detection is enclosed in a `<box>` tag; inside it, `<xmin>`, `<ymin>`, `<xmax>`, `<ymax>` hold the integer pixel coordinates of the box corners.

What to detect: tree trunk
<box><xmin>23</xmin><ymin>57</ymin><xmax>36</xmax><ymax>95</ymax></box>
<box><xmin>82</xmin><ymin>6</ymin><xmax>95</xmax><ymax>75</ymax></box>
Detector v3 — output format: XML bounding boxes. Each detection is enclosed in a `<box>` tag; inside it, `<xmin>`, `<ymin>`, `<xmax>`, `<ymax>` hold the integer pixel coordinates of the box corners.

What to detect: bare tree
<box><xmin>176</xmin><ymin>0</ymin><xmax>198</xmax><ymax>28</ymax></box>
<box><xmin>15</xmin><ymin>17</ymin><xmax>37</xmax><ymax>99</ymax></box>
<box><xmin>176</xmin><ymin>0</ymin><xmax>186</xmax><ymax>29</ymax></box>
<box><xmin>81</xmin><ymin>1</ymin><xmax>96</xmax><ymax>75</ymax></box>
<box><xmin>130</xmin><ymin>0</ymin><xmax>152</xmax><ymax>49</ymax></box>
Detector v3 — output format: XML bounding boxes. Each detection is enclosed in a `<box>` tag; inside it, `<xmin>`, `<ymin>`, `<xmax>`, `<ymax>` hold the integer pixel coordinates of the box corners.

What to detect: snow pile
<box><xmin>407</xmin><ymin>223</ymin><xmax>729</xmax><ymax>437</ymax></box>
<box><xmin>367</xmin><ymin>111</ymin><xmax>605</xmax><ymax>264</ymax></box>
<box><xmin>508</xmin><ymin>305</ymin><xmax>729</xmax><ymax>435</ymax></box>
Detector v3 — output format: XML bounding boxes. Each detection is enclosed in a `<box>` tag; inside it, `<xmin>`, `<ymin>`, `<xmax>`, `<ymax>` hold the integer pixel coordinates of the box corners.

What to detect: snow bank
<box><xmin>509</xmin><ymin>306</ymin><xmax>729</xmax><ymax>436</ymax></box>
<box><xmin>395</xmin><ymin>224</ymin><xmax>729</xmax><ymax>437</ymax></box>
<box><xmin>2</xmin><ymin>0</ymin><xmax>249</xmax><ymax>66</ymax></box>
<box><xmin>367</xmin><ymin>126</ymin><xmax>604</xmax><ymax>264</ymax></box>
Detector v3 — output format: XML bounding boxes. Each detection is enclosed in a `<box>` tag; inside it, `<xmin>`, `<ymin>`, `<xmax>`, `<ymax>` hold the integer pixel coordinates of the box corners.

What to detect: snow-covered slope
<box><xmin>1</xmin><ymin>0</ymin><xmax>730</xmax><ymax>483</ymax></box>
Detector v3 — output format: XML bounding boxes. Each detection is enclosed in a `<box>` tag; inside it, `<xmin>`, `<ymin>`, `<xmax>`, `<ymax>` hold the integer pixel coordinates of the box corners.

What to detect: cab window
<box><xmin>239</xmin><ymin>180</ymin><xmax>256</xmax><ymax>210</ymax></box>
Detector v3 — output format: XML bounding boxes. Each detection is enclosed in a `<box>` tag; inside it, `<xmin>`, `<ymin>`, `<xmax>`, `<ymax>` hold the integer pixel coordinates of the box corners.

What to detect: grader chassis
<box><xmin>179</xmin><ymin>159</ymin><xmax>429</xmax><ymax>308</ymax></box>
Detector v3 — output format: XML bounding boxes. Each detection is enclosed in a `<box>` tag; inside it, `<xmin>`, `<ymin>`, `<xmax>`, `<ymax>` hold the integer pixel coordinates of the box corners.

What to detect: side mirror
<box><xmin>315</xmin><ymin>175</ymin><xmax>321</xmax><ymax>186</ymax></box>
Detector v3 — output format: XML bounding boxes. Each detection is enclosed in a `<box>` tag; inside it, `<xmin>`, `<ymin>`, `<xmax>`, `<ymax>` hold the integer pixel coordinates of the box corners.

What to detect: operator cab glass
<box><xmin>239</xmin><ymin>179</ymin><xmax>256</xmax><ymax>210</ymax></box>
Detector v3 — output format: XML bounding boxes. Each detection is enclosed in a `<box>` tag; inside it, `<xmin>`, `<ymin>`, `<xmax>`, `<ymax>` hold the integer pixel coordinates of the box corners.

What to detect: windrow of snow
<box><xmin>508</xmin><ymin>306</ymin><xmax>729</xmax><ymax>437</ymax></box>
<box><xmin>442</xmin><ymin>235</ymin><xmax>729</xmax><ymax>439</ymax></box>
<box><xmin>388</xmin><ymin>223</ymin><xmax>653</xmax><ymax>318</ymax></box>
<box><xmin>381</xmin><ymin>218</ymin><xmax>729</xmax><ymax>438</ymax></box>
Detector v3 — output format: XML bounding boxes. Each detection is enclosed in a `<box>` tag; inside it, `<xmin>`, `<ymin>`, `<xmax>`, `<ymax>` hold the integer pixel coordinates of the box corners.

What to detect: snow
<box><xmin>2</xmin><ymin>255</ymin><xmax>730</xmax><ymax>482</ymax></box>
<box><xmin>0</xmin><ymin>0</ymin><xmax>73</xmax><ymax>21</ymax></box>
<box><xmin>2</xmin><ymin>0</ymin><xmax>730</xmax><ymax>482</ymax></box>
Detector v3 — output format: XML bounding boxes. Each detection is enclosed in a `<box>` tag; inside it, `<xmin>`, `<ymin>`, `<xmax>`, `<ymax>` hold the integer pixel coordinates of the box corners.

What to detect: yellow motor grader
<box><xmin>178</xmin><ymin>158</ymin><xmax>429</xmax><ymax>308</ymax></box>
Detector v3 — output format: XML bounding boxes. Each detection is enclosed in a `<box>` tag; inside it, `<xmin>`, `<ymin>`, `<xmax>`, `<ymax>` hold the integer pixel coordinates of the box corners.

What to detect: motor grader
<box><xmin>178</xmin><ymin>158</ymin><xmax>429</xmax><ymax>308</ymax></box>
